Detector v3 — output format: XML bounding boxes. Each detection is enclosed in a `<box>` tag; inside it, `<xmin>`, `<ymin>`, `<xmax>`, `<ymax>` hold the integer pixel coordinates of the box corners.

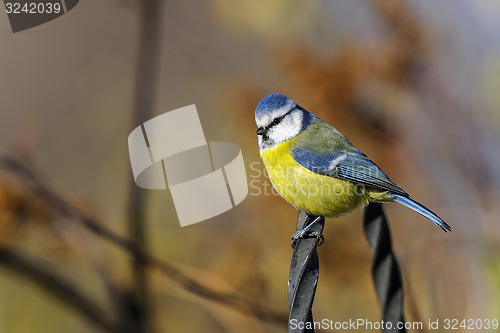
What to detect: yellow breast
<box><xmin>260</xmin><ymin>139</ymin><xmax>371</xmax><ymax>217</ymax></box>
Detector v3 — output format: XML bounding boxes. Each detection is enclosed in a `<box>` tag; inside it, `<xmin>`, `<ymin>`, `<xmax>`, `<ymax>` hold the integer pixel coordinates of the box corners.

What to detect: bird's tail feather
<box><xmin>392</xmin><ymin>194</ymin><xmax>451</xmax><ymax>232</ymax></box>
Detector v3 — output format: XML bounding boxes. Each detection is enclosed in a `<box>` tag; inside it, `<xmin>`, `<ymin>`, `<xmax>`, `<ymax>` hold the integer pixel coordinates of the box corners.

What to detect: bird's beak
<box><xmin>256</xmin><ymin>127</ymin><xmax>265</xmax><ymax>136</ymax></box>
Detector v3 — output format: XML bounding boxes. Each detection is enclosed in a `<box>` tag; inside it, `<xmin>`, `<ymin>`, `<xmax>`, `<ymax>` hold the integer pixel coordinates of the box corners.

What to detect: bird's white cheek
<box><xmin>269</xmin><ymin>119</ymin><xmax>301</xmax><ymax>144</ymax></box>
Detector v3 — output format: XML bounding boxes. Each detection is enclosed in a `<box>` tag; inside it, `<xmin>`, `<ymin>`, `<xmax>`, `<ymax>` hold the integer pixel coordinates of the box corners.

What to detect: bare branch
<box><xmin>0</xmin><ymin>246</ymin><xmax>116</xmax><ymax>333</ymax></box>
<box><xmin>128</xmin><ymin>1</ymin><xmax>165</xmax><ymax>330</ymax></box>
<box><xmin>0</xmin><ymin>155</ymin><xmax>288</xmax><ymax>325</ymax></box>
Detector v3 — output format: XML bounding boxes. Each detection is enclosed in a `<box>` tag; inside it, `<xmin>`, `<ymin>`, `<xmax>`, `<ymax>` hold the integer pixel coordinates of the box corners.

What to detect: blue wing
<box><xmin>291</xmin><ymin>148</ymin><xmax>408</xmax><ymax>196</ymax></box>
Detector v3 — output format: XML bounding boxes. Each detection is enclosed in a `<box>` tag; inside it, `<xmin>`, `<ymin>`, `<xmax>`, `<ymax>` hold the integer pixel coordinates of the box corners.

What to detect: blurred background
<box><xmin>1</xmin><ymin>0</ymin><xmax>500</xmax><ymax>332</ymax></box>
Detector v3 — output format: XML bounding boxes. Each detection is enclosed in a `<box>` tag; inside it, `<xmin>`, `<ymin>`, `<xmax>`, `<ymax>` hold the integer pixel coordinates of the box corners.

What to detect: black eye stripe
<box><xmin>267</xmin><ymin>109</ymin><xmax>294</xmax><ymax>129</ymax></box>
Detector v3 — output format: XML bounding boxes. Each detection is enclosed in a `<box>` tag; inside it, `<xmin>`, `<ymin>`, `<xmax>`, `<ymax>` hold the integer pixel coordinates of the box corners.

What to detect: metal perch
<box><xmin>363</xmin><ymin>203</ymin><xmax>406</xmax><ymax>333</ymax></box>
<box><xmin>288</xmin><ymin>211</ymin><xmax>325</xmax><ymax>333</ymax></box>
<box><xmin>287</xmin><ymin>203</ymin><xmax>407</xmax><ymax>333</ymax></box>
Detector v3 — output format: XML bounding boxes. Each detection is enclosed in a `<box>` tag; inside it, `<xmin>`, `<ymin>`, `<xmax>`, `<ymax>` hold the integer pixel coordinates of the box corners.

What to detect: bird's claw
<box><xmin>291</xmin><ymin>231</ymin><xmax>324</xmax><ymax>248</ymax></box>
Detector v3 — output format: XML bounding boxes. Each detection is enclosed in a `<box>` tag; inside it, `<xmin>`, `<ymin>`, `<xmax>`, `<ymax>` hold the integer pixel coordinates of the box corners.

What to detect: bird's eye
<box><xmin>270</xmin><ymin>116</ymin><xmax>283</xmax><ymax>127</ymax></box>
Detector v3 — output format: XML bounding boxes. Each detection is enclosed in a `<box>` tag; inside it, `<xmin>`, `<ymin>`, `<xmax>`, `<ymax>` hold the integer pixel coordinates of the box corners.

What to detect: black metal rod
<box><xmin>288</xmin><ymin>211</ymin><xmax>325</xmax><ymax>333</ymax></box>
<box><xmin>363</xmin><ymin>203</ymin><xmax>406</xmax><ymax>333</ymax></box>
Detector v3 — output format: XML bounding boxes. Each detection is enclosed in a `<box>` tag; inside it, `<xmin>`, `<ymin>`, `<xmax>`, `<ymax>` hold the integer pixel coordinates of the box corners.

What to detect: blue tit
<box><xmin>255</xmin><ymin>93</ymin><xmax>450</xmax><ymax>239</ymax></box>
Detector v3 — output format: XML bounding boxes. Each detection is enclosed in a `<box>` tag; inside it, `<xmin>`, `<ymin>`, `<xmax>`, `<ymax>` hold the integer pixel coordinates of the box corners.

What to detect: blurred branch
<box><xmin>0</xmin><ymin>155</ymin><xmax>288</xmax><ymax>326</ymax></box>
<box><xmin>0</xmin><ymin>246</ymin><xmax>116</xmax><ymax>333</ymax></box>
<box><xmin>127</xmin><ymin>0</ymin><xmax>165</xmax><ymax>331</ymax></box>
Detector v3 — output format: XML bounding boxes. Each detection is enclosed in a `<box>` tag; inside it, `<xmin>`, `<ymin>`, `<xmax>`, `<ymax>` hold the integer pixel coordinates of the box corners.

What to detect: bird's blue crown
<box><xmin>255</xmin><ymin>93</ymin><xmax>294</xmax><ymax>116</ymax></box>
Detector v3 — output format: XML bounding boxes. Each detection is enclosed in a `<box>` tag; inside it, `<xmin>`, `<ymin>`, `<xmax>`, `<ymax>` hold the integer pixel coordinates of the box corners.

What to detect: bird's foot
<box><xmin>291</xmin><ymin>230</ymin><xmax>324</xmax><ymax>249</ymax></box>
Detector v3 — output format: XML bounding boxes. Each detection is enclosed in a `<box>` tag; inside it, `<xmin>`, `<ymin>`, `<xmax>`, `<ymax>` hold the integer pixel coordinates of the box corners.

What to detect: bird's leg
<box><xmin>291</xmin><ymin>216</ymin><xmax>324</xmax><ymax>248</ymax></box>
